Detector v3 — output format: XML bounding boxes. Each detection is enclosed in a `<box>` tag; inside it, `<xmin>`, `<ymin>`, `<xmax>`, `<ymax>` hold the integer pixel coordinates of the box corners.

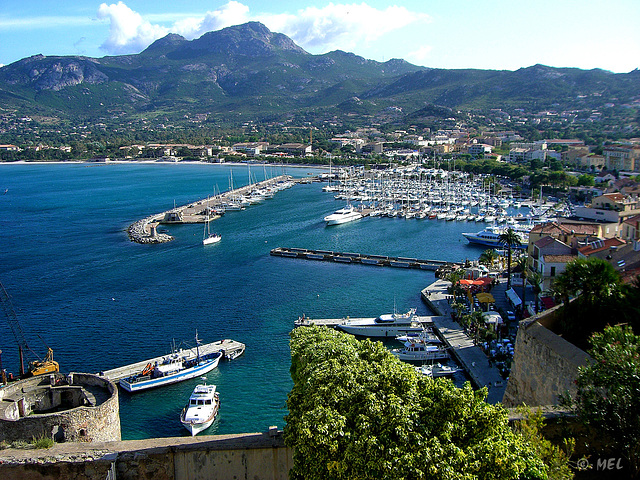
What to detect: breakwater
<box><xmin>127</xmin><ymin>175</ymin><xmax>295</xmax><ymax>244</ymax></box>
<box><xmin>270</xmin><ymin>246</ymin><xmax>460</xmax><ymax>271</ymax></box>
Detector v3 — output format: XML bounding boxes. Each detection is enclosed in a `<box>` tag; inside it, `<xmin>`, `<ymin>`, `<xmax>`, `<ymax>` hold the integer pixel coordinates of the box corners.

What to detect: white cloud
<box><xmin>97</xmin><ymin>2</ymin><xmax>168</xmax><ymax>54</ymax></box>
<box><xmin>95</xmin><ymin>1</ymin><xmax>430</xmax><ymax>56</ymax></box>
<box><xmin>406</xmin><ymin>45</ymin><xmax>433</xmax><ymax>66</ymax></box>
<box><xmin>264</xmin><ymin>4</ymin><xmax>429</xmax><ymax>53</ymax></box>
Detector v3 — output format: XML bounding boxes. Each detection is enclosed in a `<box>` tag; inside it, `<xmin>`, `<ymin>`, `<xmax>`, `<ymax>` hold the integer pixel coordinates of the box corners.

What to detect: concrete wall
<box><xmin>0</xmin><ymin>431</ymin><xmax>292</xmax><ymax>480</ymax></box>
<box><xmin>502</xmin><ymin>306</ymin><xmax>592</xmax><ymax>407</ymax></box>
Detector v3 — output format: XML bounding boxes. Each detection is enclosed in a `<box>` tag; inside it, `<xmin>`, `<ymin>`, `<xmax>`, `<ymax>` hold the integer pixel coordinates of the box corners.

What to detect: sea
<box><xmin>0</xmin><ymin>162</ymin><xmax>489</xmax><ymax>440</ymax></box>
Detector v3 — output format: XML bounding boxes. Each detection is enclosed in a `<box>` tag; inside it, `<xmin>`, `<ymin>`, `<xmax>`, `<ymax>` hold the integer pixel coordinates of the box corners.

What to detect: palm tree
<box><xmin>528</xmin><ymin>271</ymin><xmax>543</xmax><ymax>313</ymax></box>
<box><xmin>479</xmin><ymin>249</ymin><xmax>499</xmax><ymax>268</ymax></box>
<box><xmin>498</xmin><ymin>228</ymin><xmax>521</xmax><ymax>290</ymax></box>
<box><xmin>517</xmin><ymin>256</ymin><xmax>528</xmax><ymax>309</ymax></box>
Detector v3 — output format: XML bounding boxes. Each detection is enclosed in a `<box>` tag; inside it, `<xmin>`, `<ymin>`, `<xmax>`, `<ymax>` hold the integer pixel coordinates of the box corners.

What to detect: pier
<box><xmin>295</xmin><ymin>315</ymin><xmax>435</xmax><ymax>329</ymax></box>
<box><xmin>271</xmin><ymin>247</ymin><xmax>460</xmax><ymax>271</ymax></box>
<box><xmin>98</xmin><ymin>339</ymin><xmax>245</xmax><ymax>382</ymax></box>
<box><xmin>128</xmin><ymin>175</ymin><xmax>297</xmax><ymax>244</ymax></box>
<box><xmin>421</xmin><ymin>279</ymin><xmax>506</xmax><ymax>403</ymax></box>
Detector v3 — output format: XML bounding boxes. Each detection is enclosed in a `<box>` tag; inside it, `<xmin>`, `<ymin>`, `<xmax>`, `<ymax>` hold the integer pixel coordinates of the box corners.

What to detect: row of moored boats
<box><xmin>334</xmin><ymin>308</ymin><xmax>461</xmax><ymax>378</ymax></box>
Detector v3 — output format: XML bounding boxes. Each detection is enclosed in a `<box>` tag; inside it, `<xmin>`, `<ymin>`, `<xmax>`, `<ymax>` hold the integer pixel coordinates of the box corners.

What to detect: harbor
<box><xmin>0</xmin><ymin>163</ymin><xmax>508</xmax><ymax>439</ymax></box>
<box><xmin>271</xmin><ymin>246</ymin><xmax>460</xmax><ymax>271</ymax></box>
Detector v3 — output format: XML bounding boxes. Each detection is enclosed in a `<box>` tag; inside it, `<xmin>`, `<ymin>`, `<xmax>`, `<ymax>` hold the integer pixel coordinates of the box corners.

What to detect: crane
<box><xmin>0</xmin><ymin>281</ymin><xmax>59</xmax><ymax>377</ymax></box>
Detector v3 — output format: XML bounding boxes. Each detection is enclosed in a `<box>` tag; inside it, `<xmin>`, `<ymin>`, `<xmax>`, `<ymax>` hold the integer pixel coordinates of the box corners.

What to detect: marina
<box><xmin>0</xmin><ymin>162</ymin><xmax>511</xmax><ymax>440</ymax></box>
<box><xmin>271</xmin><ymin>247</ymin><xmax>460</xmax><ymax>271</ymax></box>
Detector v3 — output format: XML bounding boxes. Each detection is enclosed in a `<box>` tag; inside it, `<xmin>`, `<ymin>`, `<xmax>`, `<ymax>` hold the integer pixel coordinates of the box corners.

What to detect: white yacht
<box><xmin>415</xmin><ymin>363</ymin><xmax>461</xmax><ymax>378</ymax></box>
<box><xmin>324</xmin><ymin>205</ymin><xmax>362</xmax><ymax>225</ymax></box>
<box><xmin>461</xmin><ymin>225</ymin><xmax>528</xmax><ymax>249</ymax></box>
<box><xmin>391</xmin><ymin>343</ymin><xmax>449</xmax><ymax>362</ymax></box>
<box><xmin>338</xmin><ymin>308</ymin><xmax>422</xmax><ymax>338</ymax></box>
<box><xmin>180</xmin><ymin>381</ymin><xmax>220</xmax><ymax>436</ymax></box>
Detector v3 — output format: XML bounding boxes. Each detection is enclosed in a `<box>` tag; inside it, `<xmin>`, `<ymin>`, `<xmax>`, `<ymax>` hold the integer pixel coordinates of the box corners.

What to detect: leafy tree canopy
<box><xmin>285</xmin><ymin>326</ymin><xmax>548</xmax><ymax>479</ymax></box>
<box><xmin>570</xmin><ymin>325</ymin><xmax>640</xmax><ymax>477</ymax></box>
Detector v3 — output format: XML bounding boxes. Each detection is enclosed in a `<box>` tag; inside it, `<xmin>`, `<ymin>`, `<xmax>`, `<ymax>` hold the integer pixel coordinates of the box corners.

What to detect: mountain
<box><xmin>0</xmin><ymin>22</ymin><xmax>637</xmax><ymax>124</ymax></box>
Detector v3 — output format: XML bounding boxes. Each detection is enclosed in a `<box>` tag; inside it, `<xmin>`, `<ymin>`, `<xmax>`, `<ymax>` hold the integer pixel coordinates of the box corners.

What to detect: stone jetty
<box><xmin>127</xmin><ymin>175</ymin><xmax>294</xmax><ymax>244</ymax></box>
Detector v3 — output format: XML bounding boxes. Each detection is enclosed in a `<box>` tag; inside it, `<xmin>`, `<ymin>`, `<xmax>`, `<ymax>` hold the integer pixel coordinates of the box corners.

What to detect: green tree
<box><xmin>570</xmin><ymin>325</ymin><xmax>640</xmax><ymax>477</ymax></box>
<box><xmin>285</xmin><ymin>326</ymin><xmax>549</xmax><ymax>480</ymax></box>
<box><xmin>550</xmin><ymin>257</ymin><xmax>625</xmax><ymax>346</ymax></box>
<box><xmin>576</xmin><ymin>174</ymin><xmax>595</xmax><ymax>187</ymax></box>
<box><xmin>479</xmin><ymin>249</ymin><xmax>499</xmax><ymax>268</ymax></box>
<box><xmin>529</xmin><ymin>271</ymin><xmax>543</xmax><ymax>313</ymax></box>
<box><xmin>499</xmin><ymin>228</ymin><xmax>521</xmax><ymax>290</ymax></box>
<box><xmin>517</xmin><ymin>256</ymin><xmax>528</xmax><ymax>310</ymax></box>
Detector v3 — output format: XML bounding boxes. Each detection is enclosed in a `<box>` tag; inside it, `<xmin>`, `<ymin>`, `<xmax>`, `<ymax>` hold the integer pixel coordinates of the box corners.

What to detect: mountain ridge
<box><xmin>0</xmin><ymin>22</ymin><xmax>637</xmax><ymax>124</ymax></box>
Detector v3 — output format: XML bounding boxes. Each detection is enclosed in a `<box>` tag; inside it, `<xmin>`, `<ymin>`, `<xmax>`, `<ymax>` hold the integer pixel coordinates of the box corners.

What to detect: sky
<box><xmin>1</xmin><ymin>0</ymin><xmax>639</xmax><ymax>73</ymax></box>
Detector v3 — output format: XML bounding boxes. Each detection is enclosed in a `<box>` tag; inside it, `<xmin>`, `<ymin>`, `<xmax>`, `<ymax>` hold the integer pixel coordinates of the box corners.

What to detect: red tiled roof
<box><xmin>531</xmin><ymin>222</ymin><xmax>598</xmax><ymax>235</ymax></box>
<box><xmin>623</xmin><ymin>214</ymin><xmax>640</xmax><ymax>227</ymax></box>
<box><xmin>602</xmin><ymin>193</ymin><xmax>626</xmax><ymax>201</ymax></box>
<box><xmin>534</xmin><ymin>235</ymin><xmax>559</xmax><ymax>248</ymax></box>
<box><xmin>578</xmin><ymin>237</ymin><xmax>626</xmax><ymax>256</ymax></box>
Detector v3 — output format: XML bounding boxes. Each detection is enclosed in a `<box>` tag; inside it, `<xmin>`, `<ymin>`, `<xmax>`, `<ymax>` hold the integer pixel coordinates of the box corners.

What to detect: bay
<box><xmin>0</xmin><ymin>162</ymin><xmax>486</xmax><ymax>439</ymax></box>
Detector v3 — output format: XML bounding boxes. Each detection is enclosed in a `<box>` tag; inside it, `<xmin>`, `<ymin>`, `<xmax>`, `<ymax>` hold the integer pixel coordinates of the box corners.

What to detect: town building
<box><xmin>603</xmin><ymin>144</ymin><xmax>640</xmax><ymax>172</ymax></box>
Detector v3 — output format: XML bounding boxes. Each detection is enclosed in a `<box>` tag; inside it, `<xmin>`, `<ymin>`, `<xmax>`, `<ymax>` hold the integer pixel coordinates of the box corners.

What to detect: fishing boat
<box><xmin>338</xmin><ymin>308</ymin><xmax>422</xmax><ymax>337</ymax></box>
<box><xmin>202</xmin><ymin>209</ymin><xmax>221</xmax><ymax>245</ymax></box>
<box><xmin>180</xmin><ymin>378</ymin><xmax>220</xmax><ymax>436</ymax></box>
<box><xmin>120</xmin><ymin>333</ymin><xmax>222</xmax><ymax>393</ymax></box>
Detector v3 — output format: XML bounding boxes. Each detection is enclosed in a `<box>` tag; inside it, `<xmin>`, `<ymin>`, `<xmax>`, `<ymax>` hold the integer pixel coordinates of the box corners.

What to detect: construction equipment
<box><xmin>0</xmin><ymin>281</ymin><xmax>59</xmax><ymax>377</ymax></box>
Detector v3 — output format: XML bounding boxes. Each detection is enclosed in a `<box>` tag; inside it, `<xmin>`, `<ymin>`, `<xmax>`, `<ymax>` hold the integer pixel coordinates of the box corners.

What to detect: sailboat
<box><xmin>202</xmin><ymin>207</ymin><xmax>221</xmax><ymax>245</ymax></box>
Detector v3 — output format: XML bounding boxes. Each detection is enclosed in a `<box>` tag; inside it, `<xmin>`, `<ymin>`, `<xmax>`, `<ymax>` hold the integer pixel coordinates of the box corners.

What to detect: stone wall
<box><xmin>0</xmin><ymin>430</ymin><xmax>292</xmax><ymax>480</ymax></box>
<box><xmin>0</xmin><ymin>372</ymin><xmax>121</xmax><ymax>443</ymax></box>
<box><xmin>502</xmin><ymin>305</ymin><xmax>592</xmax><ymax>407</ymax></box>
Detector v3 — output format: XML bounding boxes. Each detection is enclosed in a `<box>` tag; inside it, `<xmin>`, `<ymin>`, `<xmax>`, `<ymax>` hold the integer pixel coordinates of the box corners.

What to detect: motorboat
<box><xmin>391</xmin><ymin>343</ymin><xmax>449</xmax><ymax>362</ymax></box>
<box><xmin>120</xmin><ymin>333</ymin><xmax>222</xmax><ymax>393</ymax></box>
<box><xmin>395</xmin><ymin>330</ymin><xmax>441</xmax><ymax>345</ymax></box>
<box><xmin>461</xmin><ymin>225</ymin><xmax>528</xmax><ymax>249</ymax></box>
<box><xmin>180</xmin><ymin>380</ymin><xmax>220</xmax><ymax>436</ymax></box>
<box><xmin>415</xmin><ymin>363</ymin><xmax>461</xmax><ymax>378</ymax></box>
<box><xmin>324</xmin><ymin>205</ymin><xmax>362</xmax><ymax>225</ymax></box>
<box><xmin>338</xmin><ymin>308</ymin><xmax>423</xmax><ymax>338</ymax></box>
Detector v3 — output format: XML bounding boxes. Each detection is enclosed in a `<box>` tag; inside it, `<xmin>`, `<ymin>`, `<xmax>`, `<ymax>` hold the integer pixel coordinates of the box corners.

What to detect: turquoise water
<box><xmin>0</xmin><ymin>162</ymin><xmax>486</xmax><ymax>439</ymax></box>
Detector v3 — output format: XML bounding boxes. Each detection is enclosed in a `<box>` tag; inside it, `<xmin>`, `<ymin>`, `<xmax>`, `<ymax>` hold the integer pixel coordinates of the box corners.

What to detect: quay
<box><xmin>98</xmin><ymin>339</ymin><xmax>245</xmax><ymax>382</ymax></box>
<box><xmin>421</xmin><ymin>279</ymin><xmax>506</xmax><ymax>403</ymax></box>
<box><xmin>271</xmin><ymin>247</ymin><xmax>460</xmax><ymax>271</ymax></box>
<box><xmin>128</xmin><ymin>175</ymin><xmax>299</xmax><ymax>244</ymax></box>
<box><xmin>295</xmin><ymin>315</ymin><xmax>435</xmax><ymax>329</ymax></box>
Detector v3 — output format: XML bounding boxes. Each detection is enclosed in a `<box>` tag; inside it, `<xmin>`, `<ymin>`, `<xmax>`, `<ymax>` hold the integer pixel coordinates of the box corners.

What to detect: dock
<box><xmin>98</xmin><ymin>339</ymin><xmax>245</xmax><ymax>382</ymax></box>
<box><xmin>128</xmin><ymin>175</ymin><xmax>299</xmax><ymax>244</ymax></box>
<box><xmin>421</xmin><ymin>280</ymin><xmax>506</xmax><ymax>403</ymax></box>
<box><xmin>295</xmin><ymin>315</ymin><xmax>435</xmax><ymax>328</ymax></box>
<box><xmin>271</xmin><ymin>247</ymin><xmax>460</xmax><ymax>271</ymax></box>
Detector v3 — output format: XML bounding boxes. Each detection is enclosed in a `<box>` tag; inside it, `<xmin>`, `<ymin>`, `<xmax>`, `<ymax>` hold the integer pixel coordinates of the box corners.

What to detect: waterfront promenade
<box><xmin>422</xmin><ymin>279</ymin><xmax>507</xmax><ymax>404</ymax></box>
